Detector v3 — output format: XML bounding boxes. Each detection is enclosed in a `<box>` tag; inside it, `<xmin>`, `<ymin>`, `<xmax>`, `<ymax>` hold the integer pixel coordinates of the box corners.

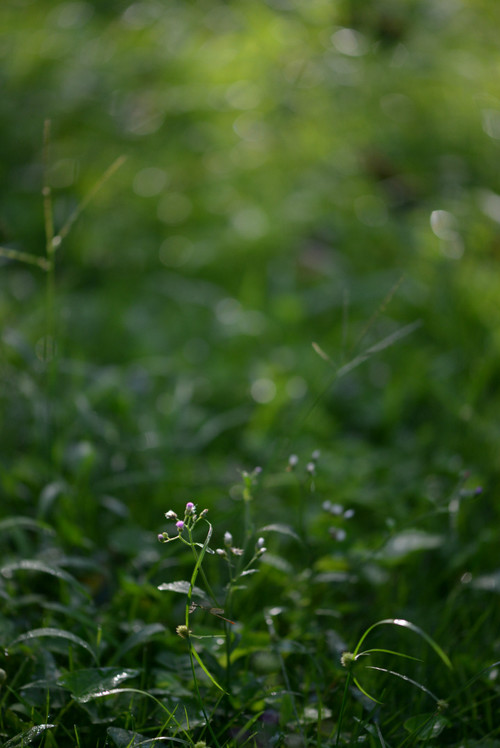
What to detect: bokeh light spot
<box><xmin>251</xmin><ymin>378</ymin><xmax>277</xmax><ymax>404</ymax></box>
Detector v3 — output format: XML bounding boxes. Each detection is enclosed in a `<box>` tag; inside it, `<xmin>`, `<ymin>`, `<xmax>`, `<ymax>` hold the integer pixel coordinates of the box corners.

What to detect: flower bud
<box><xmin>224</xmin><ymin>531</ymin><xmax>233</xmax><ymax>547</ymax></box>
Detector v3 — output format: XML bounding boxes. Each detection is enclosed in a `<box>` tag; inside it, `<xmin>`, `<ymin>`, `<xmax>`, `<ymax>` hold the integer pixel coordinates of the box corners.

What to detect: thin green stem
<box><xmin>333</xmin><ymin>671</ymin><xmax>352</xmax><ymax>746</ymax></box>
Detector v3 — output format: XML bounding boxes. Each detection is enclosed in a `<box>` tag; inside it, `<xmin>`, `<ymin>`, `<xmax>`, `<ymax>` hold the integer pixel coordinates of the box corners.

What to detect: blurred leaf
<box><xmin>403</xmin><ymin>712</ymin><xmax>449</xmax><ymax>740</ymax></box>
<box><xmin>258</xmin><ymin>524</ymin><xmax>301</xmax><ymax>542</ymax></box>
<box><xmin>1</xmin><ymin>559</ymin><xmax>90</xmax><ymax>596</ymax></box>
<box><xmin>471</xmin><ymin>570</ymin><xmax>500</xmax><ymax>593</ymax></box>
<box><xmin>109</xmin><ymin>623</ymin><xmax>166</xmax><ymax>664</ymax></box>
<box><xmin>0</xmin><ymin>516</ymin><xmax>54</xmax><ymax>536</ymax></box>
<box><xmin>380</xmin><ymin>531</ymin><xmax>444</xmax><ymax>560</ymax></box>
<box><xmin>9</xmin><ymin>627</ymin><xmax>97</xmax><ymax>662</ymax></box>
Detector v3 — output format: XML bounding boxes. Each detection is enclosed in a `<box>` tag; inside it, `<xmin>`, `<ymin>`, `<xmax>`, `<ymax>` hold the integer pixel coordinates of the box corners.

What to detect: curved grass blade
<box><xmin>353</xmin><ymin>618</ymin><xmax>452</xmax><ymax>669</ymax></box>
<box><xmin>258</xmin><ymin>523</ymin><xmax>301</xmax><ymax>542</ymax></box>
<box><xmin>359</xmin><ymin>648</ymin><xmax>422</xmax><ymax>662</ymax></box>
<box><xmin>190</xmin><ymin>645</ymin><xmax>227</xmax><ymax>693</ymax></box>
<box><xmin>366</xmin><ymin>665</ymin><xmax>439</xmax><ymax>702</ymax></box>
<box><xmin>55</xmin><ymin>155</ymin><xmax>127</xmax><ymax>246</ymax></box>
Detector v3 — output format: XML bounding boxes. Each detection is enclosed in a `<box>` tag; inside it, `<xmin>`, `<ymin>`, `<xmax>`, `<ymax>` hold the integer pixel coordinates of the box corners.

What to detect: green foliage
<box><xmin>2</xmin><ymin>0</ymin><xmax>500</xmax><ymax>745</ymax></box>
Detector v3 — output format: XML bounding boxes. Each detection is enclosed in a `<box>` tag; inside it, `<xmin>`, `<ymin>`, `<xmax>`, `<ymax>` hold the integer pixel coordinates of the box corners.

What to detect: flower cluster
<box><xmin>158</xmin><ymin>501</ymin><xmax>208</xmax><ymax>544</ymax></box>
<box><xmin>215</xmin><ymin>532</ymin><xmax>267</xmax><ymax>559</ymax></box>
<box><xmin>286</xmin><ymin>449</ymin><xmax>320</xmax><ymax>474</ymax></box>
<box><xmin>322</xmin><ymin>500</ymin><xmax>355</xmax><ymax>542</ymax></box>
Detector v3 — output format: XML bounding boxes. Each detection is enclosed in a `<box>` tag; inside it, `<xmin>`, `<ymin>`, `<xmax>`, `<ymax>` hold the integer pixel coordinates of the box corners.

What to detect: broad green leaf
<box><xmin>58</xmin><ymin>667</ymin><xmax>139</xmax><ymax>702</ymax></box>
<box><xmin>404</xmin><ymin>712</ymin><xmax>449</xmax><ymax>740</ymax></box>
<box><xmin>1</xmin><ymin>559</ymin><xmax>89</xmax><ymax>597</ymax></box>
<box><xmin>157</xmin><ymin>581</ymin><xmax>207</xmax><ymax>600</ymax></box>
<box><xmin>5</xmin><ymin>724</ymin><xmax>55</xmax><ymax>747</ymax></box>
<box><xmin>9</xmin><ymin>627</ymin><xmax>97</xmax><ymax>662</ymax></box>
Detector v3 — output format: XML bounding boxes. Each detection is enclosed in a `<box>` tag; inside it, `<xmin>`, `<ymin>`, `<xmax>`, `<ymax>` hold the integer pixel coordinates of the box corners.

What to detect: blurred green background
<box><xmin>2</xmin><ymin>0</ymin><xmax>500</xmax><ymax>536</ymax></box>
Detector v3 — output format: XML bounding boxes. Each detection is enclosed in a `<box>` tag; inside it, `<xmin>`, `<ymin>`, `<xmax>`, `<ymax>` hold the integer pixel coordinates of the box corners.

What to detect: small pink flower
<box><xmin>176</xmin><ymin>520</ymin><xmax>184</xmax><ymax>531</ymax></box>
<box><xmin>185</xmin><ymin>502</ymin><xmax>195</xmax><ymax>513</ymax></box>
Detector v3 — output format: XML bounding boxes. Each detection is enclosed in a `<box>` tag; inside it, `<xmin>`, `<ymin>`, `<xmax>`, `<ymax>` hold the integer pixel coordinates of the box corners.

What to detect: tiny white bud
<box><xmin>224</xmin><ymin>531</ymin><xmax>233</xmax><ymax>547</ymax></box>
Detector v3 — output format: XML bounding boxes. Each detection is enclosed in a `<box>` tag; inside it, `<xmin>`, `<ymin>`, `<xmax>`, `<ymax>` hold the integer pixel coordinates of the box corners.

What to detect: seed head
<box><xmin>341</xmin><ymin>651</ymin><xmax>355</xmax><ymax>669</ymax></box>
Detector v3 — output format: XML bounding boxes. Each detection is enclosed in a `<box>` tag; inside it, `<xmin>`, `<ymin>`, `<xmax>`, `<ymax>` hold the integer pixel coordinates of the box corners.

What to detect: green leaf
<box><xmin>191</xmin><ymin>645</ymin><xmax>227</xmax><ymax>693</ymax></box>
<box><xmin>107</xmin><ymin>726</ymin><xmax>170</xmax><ymax>747</ymax></box>
<box><xmin>380</xmin><ymin>530</ymin><xmax>443</xmax><ymax>560</ymax></box>
<box><xmin>258</xmin><ymin>523</ymin><xmax>301</xmax><ymax>541</ymax></box>
<box><xmin>157</xmin><ymin>581</ymin><xmax>207</xmax><ymax>601</ymax></box>
<box><xmin>9</xmin><ymin>627</ymin><xmax>97</xmax><ymax>662</ymax></box>
<box><xmin>1</xmin><ymin>559</ymin><xmax>90</xmax><ymax>597</ymax></box>
<box><xmin>5</xmin><ymin>724</ymin><xmax>55</xmax><ymax>747</ymax></box>
<box><xmin>353</xmin><ymin>619</ymin><xmax>452</xmax><ymax>669</ymax></box>
<box><xmin>0</xmin><ymin>516</ymin><xmax>55</xmax><ymax>536</ymax></box>
<box><xmin>404</xmin><ymin>712</ymin><xmax>449</xmax><ymax>740</ymax></box>
<box><xmin>58</xmin><ymin>667</ymin><xmax>139</xmax><ymax>702</ymax></box>
<box><xmin>109</xmin><ymin>623</ymin><xmax>166</xmax><ymax>664</ymax></box>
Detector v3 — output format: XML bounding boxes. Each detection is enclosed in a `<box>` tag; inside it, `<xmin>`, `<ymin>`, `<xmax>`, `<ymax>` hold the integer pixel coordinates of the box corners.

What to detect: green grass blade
<box><xmin>353</xmin><ymin>618</ymin><xmax>452</xmax><ymax>669</ymax></box>
<box><xmin>190</xmin><ymin>646</ymin><xmax>227</xmax><ymax>693</ymax></box>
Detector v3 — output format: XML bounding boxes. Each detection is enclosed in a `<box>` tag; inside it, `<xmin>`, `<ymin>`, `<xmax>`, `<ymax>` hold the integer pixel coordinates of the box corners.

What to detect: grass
<box><xmin>2</xmin><ymin>1</ymin><xmax>500</xmax><ymax>745</ymax></box>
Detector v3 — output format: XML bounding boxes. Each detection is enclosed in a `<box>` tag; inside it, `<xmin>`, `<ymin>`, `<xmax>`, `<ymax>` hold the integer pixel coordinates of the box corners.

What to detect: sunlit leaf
<box><xmin>58</xmin><ymin>667</ymin><xmax>139</xmax><ymax>702</ymax></box>
<box><xmin>157</xmin><ymin>581</ymin><xmax>207</xmax><ymax>600</ymax></box>
<box><xmin>5</xmin><ymin>724</ymin><xmax>55</xmax><ymax>748</ymax></box>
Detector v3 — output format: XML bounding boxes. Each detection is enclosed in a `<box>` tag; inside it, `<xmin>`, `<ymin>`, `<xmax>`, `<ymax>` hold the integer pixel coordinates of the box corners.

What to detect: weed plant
<box><xmin>1</xmin><ymin>175</ymin><xmax>499</xmax><ymax>743</ymax></box>
<box><xmin>2</xmin><ymin>3</ymin><xmax>500</xmax><ymax>744</ymax></box>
